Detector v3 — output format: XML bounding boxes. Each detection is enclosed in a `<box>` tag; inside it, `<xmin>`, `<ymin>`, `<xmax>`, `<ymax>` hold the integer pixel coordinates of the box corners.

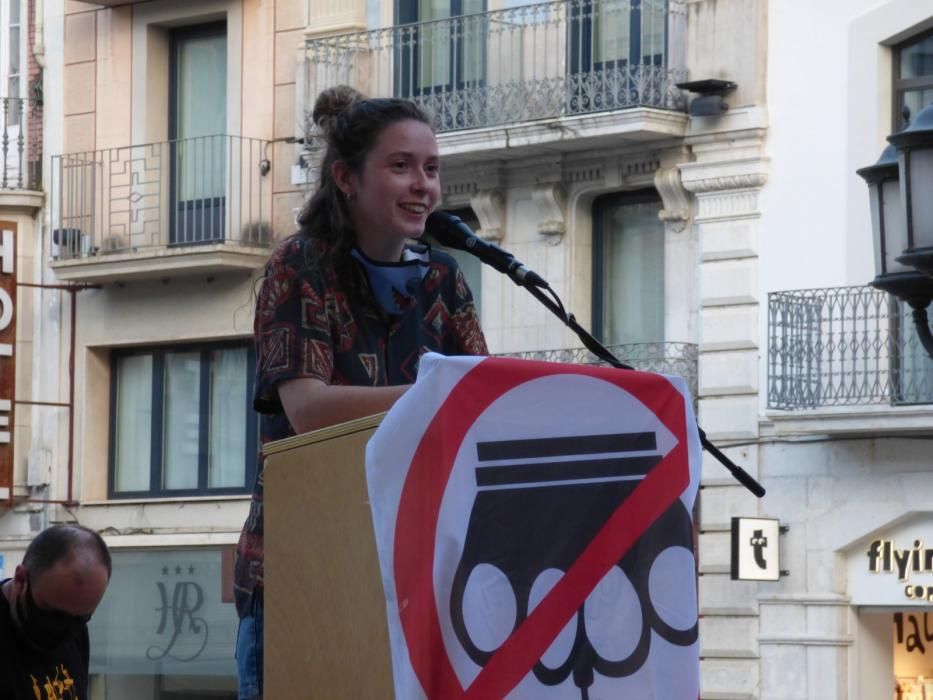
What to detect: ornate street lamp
<box><xmin>859</xmin><ymin>105</ymin><xmax>933</xmax><ymax>358</ymax></box>
<box><xmin>889</xmin><ymin>104</ymin><xmax>933</xmax><ymax>276</ymax></box>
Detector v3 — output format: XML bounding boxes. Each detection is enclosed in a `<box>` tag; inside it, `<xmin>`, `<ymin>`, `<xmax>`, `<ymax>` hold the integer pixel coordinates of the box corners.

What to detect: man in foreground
<box><xmin>0</xmin><ymin>524</ymin><xmax>111</xmax><ymax>699</ymax></box>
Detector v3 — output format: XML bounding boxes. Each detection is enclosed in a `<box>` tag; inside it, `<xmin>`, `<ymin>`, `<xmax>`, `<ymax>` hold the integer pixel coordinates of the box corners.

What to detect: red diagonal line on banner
<box><xmin>394</xmin><ymin>358</ymin><xmax>690</xmax><ymax>700</ymax></box>
<box><xmin>463</xmin><ymin>438</ymin><xmax>688</xmax><ymax>699</ymax></box>
<box><xmin>395</xmin><ymin>365</ymin><xmax>488</xmax><ymax>699</ymax></box>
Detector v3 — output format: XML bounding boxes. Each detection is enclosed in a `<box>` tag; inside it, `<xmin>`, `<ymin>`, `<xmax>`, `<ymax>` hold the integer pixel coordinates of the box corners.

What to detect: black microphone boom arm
<box><xmin>424</xmin><ymin>211</ymin><xmax>765</xmax><ymax>498</ymax></box>
<box><xmin>425</xmin><ymin>211</ymin><xmax>548</xmax><ymax>288</ymax></box>
<box><xmin>522</xmin><ymin>283</ymin><xmax>765</xmax><ymax>498</ymax></box>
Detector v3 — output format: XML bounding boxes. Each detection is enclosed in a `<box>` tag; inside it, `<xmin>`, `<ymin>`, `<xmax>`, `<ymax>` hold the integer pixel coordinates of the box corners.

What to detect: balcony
<box><xmin>302</xmin><ymin>0</ymin><xmax>687</xmax><ymax>163</ymax></box>
<box><xmin>49</xmin><ymin>135</ymin><xmax>273</xmax><ymax>284</ymax></box>
<box><xmin>74</xmin><ymin>0</ymin><xmax>207</xmax><ymax>6</ymax></box>
<box><xmin>0</xmin><ymin>96</ymin><xmax>42</xmax><ymax>210</ymax></box>
<box><xmin>505</xmin><ymin>341</ymin><xmax>697</xmax><ymax>403</ymax></box>
<box><xmin>767</xmin><ymin>286</ymin><xmax>933</xmax><ymax>434</ymax></box>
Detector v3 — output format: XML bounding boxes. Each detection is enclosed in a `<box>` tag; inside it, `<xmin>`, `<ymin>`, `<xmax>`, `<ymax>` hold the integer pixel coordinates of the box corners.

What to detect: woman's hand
<box><xmin>277</xmin><ymin>377</ymin><xmax>410</xmax><ymax>434</ymax></box>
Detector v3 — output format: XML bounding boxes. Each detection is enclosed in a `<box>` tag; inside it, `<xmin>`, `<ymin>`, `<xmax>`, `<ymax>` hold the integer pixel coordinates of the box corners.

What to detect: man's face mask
<box><xmin>13</xmin><ymin>573</ymin><xmax>90</xmax><ymax>652</ymax></box>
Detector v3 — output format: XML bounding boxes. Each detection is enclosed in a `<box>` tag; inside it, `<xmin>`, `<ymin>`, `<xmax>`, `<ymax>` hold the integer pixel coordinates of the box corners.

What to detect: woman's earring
<box><xmin>345</xmin><ymin>191</ymin><xmax>354</xmax><ymax>202</ymax></box>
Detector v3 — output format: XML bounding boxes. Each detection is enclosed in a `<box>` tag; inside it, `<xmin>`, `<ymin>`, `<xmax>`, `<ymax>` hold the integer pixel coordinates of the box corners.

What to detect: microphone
<box><xmin>424</xmin><ymin>211</ymin><xmax>547</xmax><ymax>288</ymax></box>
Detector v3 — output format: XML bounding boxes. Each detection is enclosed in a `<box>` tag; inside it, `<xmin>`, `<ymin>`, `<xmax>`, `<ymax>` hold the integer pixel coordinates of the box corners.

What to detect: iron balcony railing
<box><xmin>768</xmin><ymin>286</ymin><xmax>933</xmax><ymax>409</ymax></box>
<box><xmin>49</xmin><ymin>134</ymin><xmax>273</xmax><ymax>260</ymax></box>
<box><xmin>504</xmin><ymin>341</ymin><xmax>697</xmax><ymax>402</ymax></box>
<box><xmin>2</xmin><ymin>96</ymin><xmax>41</xmax><ymax>190</ymax></box>
<box><xmin>303</xmin><ymin>0</ymin><xmax>686</xmax><ymax>135</ymax></box>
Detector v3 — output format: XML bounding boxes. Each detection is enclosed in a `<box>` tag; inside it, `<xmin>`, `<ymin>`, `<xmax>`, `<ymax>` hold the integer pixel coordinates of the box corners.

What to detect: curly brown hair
<box><xmin>296</xmin><ymin>86</ymin><xmax>434</xmax><ymax>270</ymax></box>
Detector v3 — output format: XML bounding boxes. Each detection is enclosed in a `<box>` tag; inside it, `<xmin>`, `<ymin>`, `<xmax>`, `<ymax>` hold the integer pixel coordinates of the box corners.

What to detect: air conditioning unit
<box><xmin>51</xmin><ymin>228</ymin><xmax>97</xmax><ymax>259</ymax></box>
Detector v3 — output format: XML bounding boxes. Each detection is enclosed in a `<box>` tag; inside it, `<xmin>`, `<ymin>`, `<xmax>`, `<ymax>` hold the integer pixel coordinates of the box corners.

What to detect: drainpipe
<box><xmin>32</xmin><ymin>0</ymin><xmax>46</xmax><ymax>69</ymax></box>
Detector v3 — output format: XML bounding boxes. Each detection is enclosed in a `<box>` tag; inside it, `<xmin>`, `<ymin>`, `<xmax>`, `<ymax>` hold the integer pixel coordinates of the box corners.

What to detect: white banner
<box><xmin>367</xmin><ymin>353</ymin><xmax>702</xmax><ymax>699</ymax></box>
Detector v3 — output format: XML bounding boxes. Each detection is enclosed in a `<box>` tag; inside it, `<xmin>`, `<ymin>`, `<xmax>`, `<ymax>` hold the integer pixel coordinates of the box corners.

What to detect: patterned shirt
<box><xmin>234</xmin><ymin>235</ymin><xmax>488</xmax><ymax>615</ymax></box>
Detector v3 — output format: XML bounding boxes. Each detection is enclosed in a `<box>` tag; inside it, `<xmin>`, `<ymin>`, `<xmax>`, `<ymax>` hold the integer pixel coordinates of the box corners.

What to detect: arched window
<box><xmin>592</xmin><ymin>189</ymin><xmax>664</xmax><ymax>346</ymax></box>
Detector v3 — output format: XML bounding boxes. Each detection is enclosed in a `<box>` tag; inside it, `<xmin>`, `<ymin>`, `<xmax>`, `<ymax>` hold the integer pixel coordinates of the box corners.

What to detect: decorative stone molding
<box><xmin>304</xmin><ymin>0</ymin><xmax>367</xmax><ymax>37</ymax></box>
<box><xmin>653</xmin><ymin>166</ymin><xmax>690</xmax><ymax>232</ymax></box>
<box><xmin>442</xmin><ymin>164</ymin><xmax>506</xmax><ymax>209</ymax></box>
<box><xmin>0</xmin><ymin>190</ymin><xmax>44</xmax><ymax>215</ymax></box>
<box><xmin>532</xmin><ymin>182</ymin><xmax>567</xmax><ymax>238</ymax></box>
<box><xmin>684</xmin><ymin>173</ymin><xmax>769</xmax><ymax>193</ymax></box>
<box><xmin>623</xmin><ymin>158</ymin><xmax>660</xmax><ymax>179</ymax></box>
<box><xmin>470</xmin><ymin>189</ymin><xmax>506</xmax><ymax>242</ymax></box>
<box><xmin>678</xmin><ymin>156</ymin><xmax>769</xmax><ymax>222</ymax></box>
<box><xmin>442</xmin><ymin>178</ymin><xmax>478</xmax><ymax>207</ymax></box>
<box><xmin>679</xmin><ymin>157</ymin><xmax>769</xmax><ymax>195</ymax></box>
<box><xmin>695</xmin><ymin>189</ymin><xmax>762</xmax><ymax>222</ymax></box>
<box><xmin>564</xmin><ymin>162</ymin><xmax>603</xmax><ymax>184</ymax></box>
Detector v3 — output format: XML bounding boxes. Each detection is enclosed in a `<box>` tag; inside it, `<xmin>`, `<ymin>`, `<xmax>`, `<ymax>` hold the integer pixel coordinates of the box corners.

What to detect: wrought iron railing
<box><xmin>49</xmin><ymin>135</ymin><xmax>273</xmax><ymax>260</ymax></box>
<box><xmin>302</xmin><ymin>0</ymin><xmax>686</xmax><ymax>135</ymax></box>
<box><xmin>768</xmin><ymin>286</ymin><xmax>933</xmax><ymax>409</ymax></box>
<box><xmin>502</xmin><ymin>341</ymin><xmax>697</xmax><ymax>401</ymax></box>
<box><xmin>1</xmin><ymin>96</ymin><xmax>41</xmax><ymax>190</ymax></box>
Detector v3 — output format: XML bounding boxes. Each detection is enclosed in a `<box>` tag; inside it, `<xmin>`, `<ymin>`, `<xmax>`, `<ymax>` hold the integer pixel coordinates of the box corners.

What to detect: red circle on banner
<box><xmin>393</xmin><ymin>356</ymin><xmax>691</xmax><ymax>699</ymax></box>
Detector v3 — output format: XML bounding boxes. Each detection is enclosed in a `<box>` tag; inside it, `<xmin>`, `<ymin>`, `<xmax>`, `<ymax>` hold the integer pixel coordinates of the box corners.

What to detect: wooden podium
<box><xmin>264</xmin><ymin>413</ymin><xmax>394</xmax><ymax>698</ymax></box>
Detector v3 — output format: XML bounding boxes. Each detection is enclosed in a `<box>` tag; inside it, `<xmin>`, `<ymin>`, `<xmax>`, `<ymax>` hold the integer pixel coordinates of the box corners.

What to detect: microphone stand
<box><xmin>508</xmin><ymin>273</ymin><xmax>765</xmax><ymax>498</ymax></box>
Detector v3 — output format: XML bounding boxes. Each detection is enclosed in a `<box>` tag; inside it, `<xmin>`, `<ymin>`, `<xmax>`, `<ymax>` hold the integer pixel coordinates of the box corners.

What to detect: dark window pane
<box><xmin>162</xmin><ymin>351</ymin><xmax>201</xmax><ymax>490</ymax></box>
<box><xmin>174</xmin><ymin>31</ymin><xmax>226</xmax><ymax>201</ymax></box>
<box><xmin>596</xmin><ymin>195</ymin><xmax>665</xmax><ymax>346</ymax></box>
<box><xmin>8</xmin><ymin>30</ymin><xmax>18</xmax><ymax>75</ymax></box>
<box><xmin>901</xmin><ymin>87</ymin><xmax>933</xmax><ymax>126</ymax></box>
<box><xmin>114</xmin><ymin>355</ymin><xmax>153</xmax><ymax>492</ymax></box>
<box><xmin>900</xmin><ymin>34</ymin><xmax>933</xmax><ymax>79</ymax></box>
<box><xmin>208</xmin><ymin>347</ymin><xmax>248</xmax><ymax>488</ymax></box>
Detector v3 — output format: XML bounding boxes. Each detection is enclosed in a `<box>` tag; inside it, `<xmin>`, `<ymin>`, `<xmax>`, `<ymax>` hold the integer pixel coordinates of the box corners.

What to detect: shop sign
<box><xmin>867</xmin><ymin>538</ymin><xmax>933</xmax><ymax>603</ymax></box>
<box><xmin>730</xmin><ymin>517</ymin><xmax>782</xmax><ymax>581</ymax></box>
<box><xmin>847</xmin><ymin>515</ymin><xmax>933</xmax><ymax>606</ymax></box>
<box><xmin>0</xmin><ymin>223</ymin><xmax>15</xmax><ymax>500</ymax></box>
<box><xmin>89</xmin><ymin>549</ymin><xmax>237</xmax><ymax>677</ymax></box>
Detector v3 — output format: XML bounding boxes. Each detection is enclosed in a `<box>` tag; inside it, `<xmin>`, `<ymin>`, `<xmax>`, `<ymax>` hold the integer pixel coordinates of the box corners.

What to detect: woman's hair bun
<box><xmin>312</xmin><ymin>85</ymin><xmax>367</xmax><ymax>137</ymax></box>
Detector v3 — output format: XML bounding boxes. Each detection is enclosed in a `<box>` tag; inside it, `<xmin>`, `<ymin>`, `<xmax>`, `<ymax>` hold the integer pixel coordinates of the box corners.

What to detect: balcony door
<box><xmin>396</xmin><ymin>0</ymin><xmax>486</xmax><ymax>129</ymax></box>
<box><xmin>568</xmin><ymin>0</ymin><xmax>666</xmax><ymax>112</ymax></box>
<box><xmin>169</xmin><ymin>22</ymin><xmax>227</xmax><ymax>245</ymax></box>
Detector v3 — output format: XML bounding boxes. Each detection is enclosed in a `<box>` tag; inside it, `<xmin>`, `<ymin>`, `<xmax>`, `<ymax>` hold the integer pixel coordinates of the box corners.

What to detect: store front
<box><xmin>849</xmin><ymin>515</ymin><xmax>933</xmax><ymax>700</ymax></box>
<box><xmin>88</xmin><ymin>547</ymin><xmax>238</xmax><ymax>699</ymax></box>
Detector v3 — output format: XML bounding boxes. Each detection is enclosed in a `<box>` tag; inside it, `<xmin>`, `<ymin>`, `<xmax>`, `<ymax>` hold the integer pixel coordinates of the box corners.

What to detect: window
<box><xmin>2</xmin><ymin>0</ymin><xmax>22</xmax><ymax>128</ymax></box>
<box><xmin>109</xmin><ymin>343</ymin><xmax>257</xmax><ymax>498</ymax></box>
<box><xmin>894</xmin><ymin>30</ymin><xmax>933</xmax><ymax>127</ymax></box>
<box><xmin>395</xmin><ymin>0</ymin><xmax>486</xmax><ymax>128</ymax></box>
<box><xmin>89</xmin><ymin>548</ymin><xmax>238</xmax><ymax>695</ymax></box>
<box><xmin>592</xmin><ymin>190</ymin><xmax>665</xmax><ymax>346</ymax></box>
<box><xmin>566</xmin><ymin>0</ymin><xmax>669</xmax><ymax>114</ymax></box>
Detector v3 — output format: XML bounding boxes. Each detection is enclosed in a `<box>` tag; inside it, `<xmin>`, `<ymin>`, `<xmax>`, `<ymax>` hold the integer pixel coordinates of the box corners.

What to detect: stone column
<box><xmin>654</xmin><ymin>148</ymin><xmax>694</xmax><ymax>345</ymax></box>
<box><xmin>680</xmin><ymin>125</ymin><xmax>769</xmax><ymax>700</ymax></box>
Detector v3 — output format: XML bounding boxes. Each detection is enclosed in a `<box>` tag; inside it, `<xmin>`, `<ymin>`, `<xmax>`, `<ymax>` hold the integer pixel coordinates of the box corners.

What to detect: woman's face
<box><xmin>338</xmin><ymin>119</ymin><xmax>441</xmax><ymax>261</ymax></box>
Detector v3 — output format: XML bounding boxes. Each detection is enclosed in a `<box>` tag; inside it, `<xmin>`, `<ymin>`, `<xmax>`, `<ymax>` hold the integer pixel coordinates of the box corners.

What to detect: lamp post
<box><xmin>859</xmin><ymin>104</ymin><xmax>933</xmax><ymax>358</ymax></box>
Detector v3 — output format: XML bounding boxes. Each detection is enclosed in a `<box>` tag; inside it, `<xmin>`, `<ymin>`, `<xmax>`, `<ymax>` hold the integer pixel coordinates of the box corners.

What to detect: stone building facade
<box><xmin>0</xmin><ymin>0</ymin><xmax>931</xmax><ymax>697</ymax></box>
